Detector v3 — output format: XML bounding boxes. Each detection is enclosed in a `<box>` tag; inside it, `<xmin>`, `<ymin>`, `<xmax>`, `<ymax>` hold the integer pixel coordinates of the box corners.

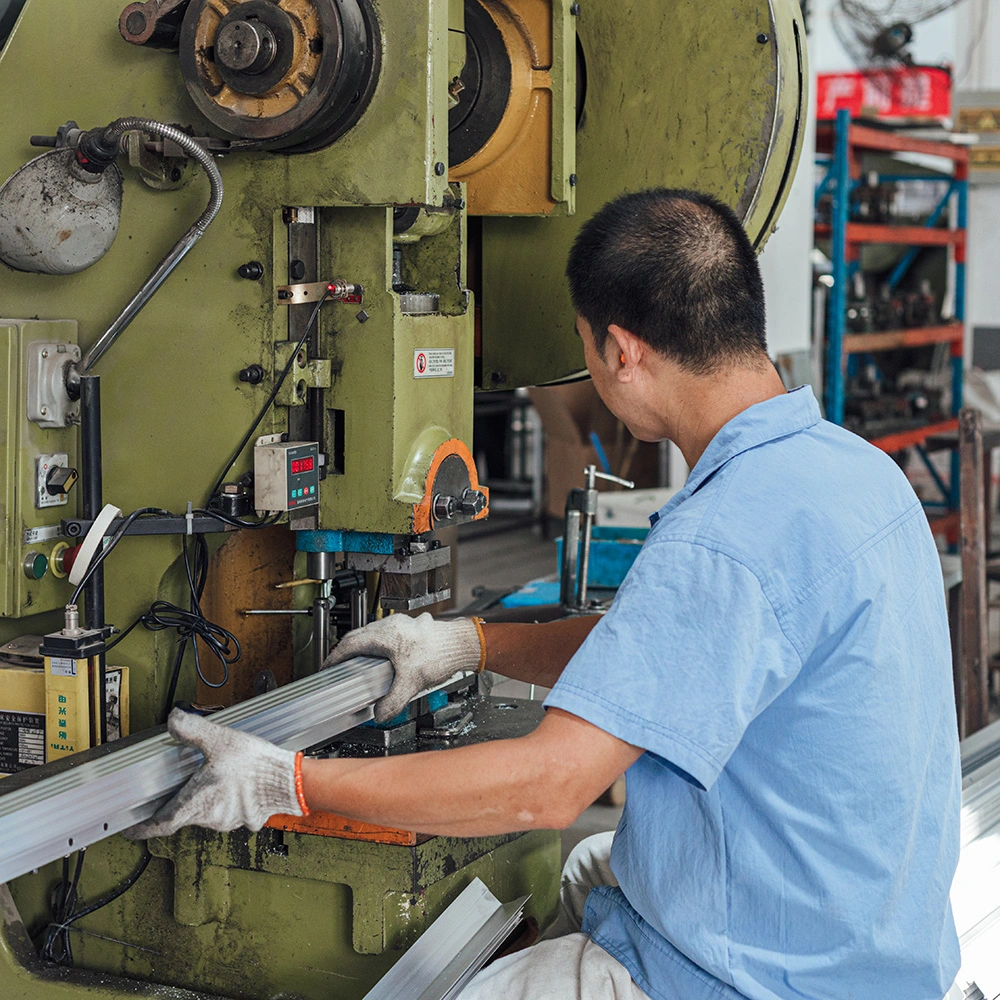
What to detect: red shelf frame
<box><xmin>842</xmin><ymin>323</ymin><xmax>964</xmax><ymax>354</ymax></box>
<box><xmin>815</xmin><ymin>222</ymin><xmax>964</xmax><ymax>247</ymax></box>
<box><xmin>867</xmin><ymin>418</ymin><xmax>960</xmax><ymax>454</ymax></box>
<box><xmin>815</xmin><ymin>122</ymin><xmax>972</xmax><ymax>164</ymax></box>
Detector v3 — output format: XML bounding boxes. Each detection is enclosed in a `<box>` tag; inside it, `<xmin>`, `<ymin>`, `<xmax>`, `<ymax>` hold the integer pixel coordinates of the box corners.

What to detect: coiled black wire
<box><xmin>40</xmin><ymin>849</ymin><xmax>151</xmax><ymax>967</ymax></box>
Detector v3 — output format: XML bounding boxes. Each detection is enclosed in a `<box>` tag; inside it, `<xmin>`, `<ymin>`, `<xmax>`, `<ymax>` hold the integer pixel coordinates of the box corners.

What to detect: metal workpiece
<box><xmin>951</xmin><ymin>723</ymin><xmax>1000</xmax><ymax>996</ymax></box>
<box><xmin>344</xmin><ymin>547</ymin><xmax>451</xmax><ymax>576</ymax></box>
<box><xmin>312</xmin><ymin>595</ymin><xmax>331</xmax><ymax>672</ymax></box>
<box><xmin>0</xmin><ymin>655</ymin><xmax>393</xmax><ymax>885</ymax></box>
<box><xmin>364</xmin><ymin>878</ymin><xmax>529</xmax><ymax>1000</ymax></box>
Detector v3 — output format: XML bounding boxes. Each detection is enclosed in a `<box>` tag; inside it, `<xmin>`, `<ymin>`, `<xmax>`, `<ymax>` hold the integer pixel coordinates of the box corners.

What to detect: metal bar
<box><xmin>867</xmin><ymin>418</ymin><xmax>959</xmax><ymax>454</ymax></box>
<box><xmin>959</xmin><ymin>408</ymin><xmax>989</xmax><ymax>738</ymax></box>
<box><xmin>841</xmin><ymin>323</ymin><xmax>964</xmax><ymax>354</ymax></box>
<box><xmin>846</xmin><ymin>122</ymin><xmax>971</xmax><ymax>162</ymax></box>
<box><xmin>559</xmin><ymin>509</ymin><xmax>581</xmax><ymax>609</ymax></box>
<box><xmin>825</xmin><ymin>108</ymin><xmax>850</xmax><ymax>425</ymax></box>
<box><xmin>312</xmin><ymin>597</ymin><xmax>330</xmax><ymax>673</ymax></box>
<box><xmin>813</xmin><ymin>159</ymin><xmax>833</xmax><ymax>209</ymax></box>
<box><xmin>916</xmin><ymin>445</ymin><xmax>950</xmax><ymax>502</ymax></box>
<box><xmin>0</xmin><ymin>655</ymin><xmax>393</xmax><ymax>885</ymax></box>
<box><xmin>814</xmin><ymin>222</ymin><xmax>964</xmax><ymax>246</ymax></box>
<box><xmin>62</xmin><ymin>514</ymin><xmax>234</xmax><ymax>538</ymax></box>
<box><xmin>79</xmin><ymin>375</ymin><xmax>107</xmax><ymax>746</ymax></box>
<box><xmin>364</xmin><ymin>878</ymin><xmax>529</xmax><ymax>1000</ymax></box>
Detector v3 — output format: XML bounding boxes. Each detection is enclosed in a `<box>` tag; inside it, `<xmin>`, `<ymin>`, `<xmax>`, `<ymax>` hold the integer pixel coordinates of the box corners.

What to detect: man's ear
<box><xmin>607</xmin><ymin>324</ymin><xmax>642</xmax><ymax>381</ymax></box>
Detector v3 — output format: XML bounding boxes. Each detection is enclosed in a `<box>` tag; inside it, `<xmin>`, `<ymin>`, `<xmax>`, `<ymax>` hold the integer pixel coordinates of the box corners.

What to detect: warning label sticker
<box><xmin>413</xmin><ymin>349</ymin><xmax>455</xmax><ymax>379</ymax></box>
<box><xmin>49</xmin><ymin>657</ymin><xmax>76</xmax><ymax>677</ymax></box>
<box><xmin>0</xmin><ymin>711</ymin><xmax>45</xmax><ymax>773</ymax></box>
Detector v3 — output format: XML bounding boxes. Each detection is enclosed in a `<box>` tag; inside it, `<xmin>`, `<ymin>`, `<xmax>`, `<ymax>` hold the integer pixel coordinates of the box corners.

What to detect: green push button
<box><xmin>22</xmin><ymin>551</ymin><xmax>48</xmax><ymax>580</ymax></box>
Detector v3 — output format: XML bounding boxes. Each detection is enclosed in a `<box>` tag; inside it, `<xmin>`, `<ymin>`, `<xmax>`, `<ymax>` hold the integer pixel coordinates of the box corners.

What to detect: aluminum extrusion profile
<box><xmin>951</xmin><ymin>721</ymin><xmax>1000</xmax><ymax>996</ymax></box>
<box><xmin>0</xmin><ymin>655</ymin><xmax>393</xmax><ymax>885</ymax></box>
<box><xmin>364</xmin><ymin>877</ymin><xmax>529</xmax><ymax>1000</ymax></box>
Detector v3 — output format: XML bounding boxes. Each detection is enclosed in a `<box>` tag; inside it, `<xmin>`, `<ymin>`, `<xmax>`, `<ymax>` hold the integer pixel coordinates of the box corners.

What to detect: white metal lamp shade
<box><xmin>0</xmin><ymin>147</ymin><xmax>122</xmax><ymax>274</ymax></box>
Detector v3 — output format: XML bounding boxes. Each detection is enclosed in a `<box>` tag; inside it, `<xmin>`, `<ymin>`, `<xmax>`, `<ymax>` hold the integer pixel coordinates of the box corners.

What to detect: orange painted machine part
<box><xmin>412</xmin><ymin>438</ymin><xmax>490</xmax><ymax>534</ymax></box>
<box><xmin>450</xmin><ymin>0</ymin><xmax>560</xmax><ymax>215</ymax></box>
<box><xmin>266</xmin><ymin>810</ymin><xmax>421</xmax><ymax>846</ymax></box>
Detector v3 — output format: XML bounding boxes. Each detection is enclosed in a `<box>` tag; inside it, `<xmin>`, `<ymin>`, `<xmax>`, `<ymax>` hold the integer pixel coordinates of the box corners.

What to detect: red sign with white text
<box><xmin>816</xmin><ymin>66</ymin><xmax>951</xmax><ymax>122</ymax></box>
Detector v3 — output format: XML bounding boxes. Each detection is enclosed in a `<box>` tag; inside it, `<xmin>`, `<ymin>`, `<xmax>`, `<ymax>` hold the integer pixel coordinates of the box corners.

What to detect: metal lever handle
<box><xmin>592</xmin><ymin>470</ymin><xmax>635</xmax><ymax>489</ymax></box>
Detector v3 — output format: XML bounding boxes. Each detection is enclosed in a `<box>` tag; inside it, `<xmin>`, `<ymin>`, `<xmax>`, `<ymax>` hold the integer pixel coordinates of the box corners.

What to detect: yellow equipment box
<box><xmin>0</xmin><ymin>662</ymin><xmax>45</xmax><ymax>775</ymax></box>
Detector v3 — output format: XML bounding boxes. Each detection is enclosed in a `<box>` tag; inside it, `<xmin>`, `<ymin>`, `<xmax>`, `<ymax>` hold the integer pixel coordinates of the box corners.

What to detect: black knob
<box><xmin>238</xmin><ymin>364</ymin><xmax>265</xmax><ymax>385</ymax></box>
<box><xmin>238</xmin><ymin>261</ymin><xmax>264</xmax><ymax>280</ymax></box>
<box><xmin>46</xmin><ymin>466</ymin><xmax>79</xmax><ymax>496</ymax></box>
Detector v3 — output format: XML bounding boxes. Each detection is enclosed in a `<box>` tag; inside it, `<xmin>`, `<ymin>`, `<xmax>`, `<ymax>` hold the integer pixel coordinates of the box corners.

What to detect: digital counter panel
<box><xmin>253</xmin><ymin>441</ymin><xmax>320</xmax><ymax>512</ymax></box>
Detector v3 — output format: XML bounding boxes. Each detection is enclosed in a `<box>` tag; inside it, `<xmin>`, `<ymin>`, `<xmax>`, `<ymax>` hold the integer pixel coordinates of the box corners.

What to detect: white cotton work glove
<box><xmin>323</xmin><ymin>613</ymin><xmax>483</xmax><ymax>723</ymax></box>
<box><xmin>124</xmin><ymin>708</ymin><xmax>304</xmax><ymax>840</ymax></box>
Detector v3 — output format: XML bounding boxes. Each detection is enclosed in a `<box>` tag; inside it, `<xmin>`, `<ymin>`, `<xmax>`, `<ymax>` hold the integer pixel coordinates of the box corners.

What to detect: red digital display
<box><xmin>291</xmin><ymin>456</ymin><xmax>314</xmax><ymax>475</ymax></box>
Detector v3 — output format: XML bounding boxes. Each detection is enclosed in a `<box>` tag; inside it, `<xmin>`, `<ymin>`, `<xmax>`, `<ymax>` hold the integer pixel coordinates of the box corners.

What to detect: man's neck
<box><xmin>664</xmin><ymin>363</ymin><xmax>787</xmax><ymax>470</ymax></box>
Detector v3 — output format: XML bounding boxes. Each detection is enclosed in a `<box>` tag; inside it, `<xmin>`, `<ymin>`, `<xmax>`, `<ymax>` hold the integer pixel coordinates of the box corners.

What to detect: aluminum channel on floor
<box><xmin>0</xmin><ymin>655</ymin><xmax>394</xmax><ymax>885</ymax></box>
<box><xmin>364</xmin><ymin>878</ymin><xmax>529</xmax><ymax>1000</ymax></box>
<box><xmin>952</xmin><ymin>720</ymin><xmax>1000</xmax><ymax>998</ymax></box>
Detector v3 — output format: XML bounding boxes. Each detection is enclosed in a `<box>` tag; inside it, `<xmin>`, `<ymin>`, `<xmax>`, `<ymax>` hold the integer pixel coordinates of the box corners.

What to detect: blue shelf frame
<box><xmin>816</xmin><ymin>108</ymin><xmax>969</xmax><ymax>510</ymax></box>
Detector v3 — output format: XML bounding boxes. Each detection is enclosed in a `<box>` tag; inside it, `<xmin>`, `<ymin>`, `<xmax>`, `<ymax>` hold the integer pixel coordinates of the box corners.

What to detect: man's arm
<box><xmin>301</xmin><ymin>706</ymin><xmax>641</xmax><ymax>836</ymax></box>
<box><xmin>481</xmin><ymin>615</ymin><xmax>600</xmax><ymax>687</ymax></box>
<box><xmin>322</xmin><ymin>613</ymin><xmax>602</xmax><ymax>722</ymax></box>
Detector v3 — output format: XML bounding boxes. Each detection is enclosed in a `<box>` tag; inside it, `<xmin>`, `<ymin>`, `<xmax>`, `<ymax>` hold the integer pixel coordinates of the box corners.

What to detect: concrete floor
<box><xmin>454</xmin><ymin>523</ymin><xmax>624</xmax><ymax>863</ymax></box>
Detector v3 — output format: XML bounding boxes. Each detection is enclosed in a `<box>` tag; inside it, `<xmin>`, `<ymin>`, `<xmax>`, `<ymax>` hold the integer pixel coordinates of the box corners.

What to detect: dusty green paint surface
<box><xmin>4</xmin><ymin>828</ymin><xmax>561</xmax><ymax>1000</ymax></box>
<box><xmin>0</xmin><ymin>0</ymin><xmax>475</xmax><ymax>722</ymax></box>
<box><xmin>479</xmin><ymin>0</ymin><xmax>808</xmax><ymax>388</ymax></box>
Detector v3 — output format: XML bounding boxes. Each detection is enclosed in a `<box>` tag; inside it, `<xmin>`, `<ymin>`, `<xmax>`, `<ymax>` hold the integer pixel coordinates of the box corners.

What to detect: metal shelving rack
<box><xmin>815</xmin><ymin>108</ymin><xmax>969</xmax><ymax>514</ymax></box>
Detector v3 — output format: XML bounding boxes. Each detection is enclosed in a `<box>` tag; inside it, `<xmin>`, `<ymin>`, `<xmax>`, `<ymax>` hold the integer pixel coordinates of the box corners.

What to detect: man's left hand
<box><xmin>124</xmin><ymin>708</ymin><xmax>304</xmax><ymax>840</ymax></box>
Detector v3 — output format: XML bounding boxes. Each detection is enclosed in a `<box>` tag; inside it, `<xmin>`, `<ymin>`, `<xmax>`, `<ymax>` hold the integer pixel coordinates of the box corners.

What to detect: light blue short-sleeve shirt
<box><xmin>545</xmin><ymin>386</ymin><xmax>961</xmax><ymax>1000</ymax></box>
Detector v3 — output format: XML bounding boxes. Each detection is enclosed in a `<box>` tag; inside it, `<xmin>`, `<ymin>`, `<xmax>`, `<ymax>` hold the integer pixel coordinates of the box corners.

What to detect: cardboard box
<box><xmin>528</xmin><ymin>383</ymin><xmax>663</xmax><ymax>518</ymax></box>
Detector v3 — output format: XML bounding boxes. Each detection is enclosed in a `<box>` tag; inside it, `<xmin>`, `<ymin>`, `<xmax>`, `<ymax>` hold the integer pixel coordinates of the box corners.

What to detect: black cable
<box><xmin>63</xmin><ymin>850</ymin><xmax>151</xmax><ymax>925</ymax></box>
<box><xmin>208</xmin><ymin>289</ymin><xmax>332</xmax><ymax>502</ymax></box>
<box><xmin>40</xmin><ymin>849</ymin><xmax>151</xmax><ymax>968</ymax></box>
<box><xmin>40</xmin><ymin>851</ymin><xmax>85</xmax><ymax>966</ymax></box>
<box><xmin>70</xmin><ymin>508</ymin><xmax>171</xmax><ymax>606</ymax></box>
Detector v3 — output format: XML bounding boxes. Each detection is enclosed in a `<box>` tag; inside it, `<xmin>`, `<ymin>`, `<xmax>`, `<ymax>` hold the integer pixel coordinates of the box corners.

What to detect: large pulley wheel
<box><xmin>179</xmin><ymin>0</ymin><xmax>380</xmax><ymax>152</ymax></box>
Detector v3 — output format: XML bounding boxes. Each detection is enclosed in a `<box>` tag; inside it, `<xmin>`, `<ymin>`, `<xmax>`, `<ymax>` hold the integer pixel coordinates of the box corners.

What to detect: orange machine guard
<box><xmin>412</xmin><ymin>439</ymin><xmax>489</xmax><ymax>534</ymax></box>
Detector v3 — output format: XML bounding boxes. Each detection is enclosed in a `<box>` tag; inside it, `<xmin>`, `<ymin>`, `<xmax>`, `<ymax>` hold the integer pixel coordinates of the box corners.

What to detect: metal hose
<box><xmin>67</xmin><ymin>117</ymin><xmax>224</xmax><ymax>390</ymax></box>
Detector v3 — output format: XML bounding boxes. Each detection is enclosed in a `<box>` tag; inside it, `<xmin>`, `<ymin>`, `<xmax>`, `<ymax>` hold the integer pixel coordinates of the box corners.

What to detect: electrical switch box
<box><xmin>254</xmin><ymin>441</ymin><xmax>320</xmax><ymax>512</ymax></box>
<box><xmin>0</xmin><ymin>321</ymin><xmax>80</xmax><ymax>618</ymax></box>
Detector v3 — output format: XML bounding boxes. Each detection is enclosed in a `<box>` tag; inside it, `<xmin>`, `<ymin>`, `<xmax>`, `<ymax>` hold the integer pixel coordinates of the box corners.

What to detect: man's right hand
<box><xmin>322</xmin><ymin>614</ymin><xmax>483</xmax><ymax>723</ymax></box>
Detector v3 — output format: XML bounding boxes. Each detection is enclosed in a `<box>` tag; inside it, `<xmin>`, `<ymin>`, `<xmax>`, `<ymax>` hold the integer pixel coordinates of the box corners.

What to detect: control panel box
<box><xmin>254</xmin><ymin>441</ymin><xmax>320</xmax><ymax>512</ymax></box>
<box><xmin>0</xmin><ymin>320</ymin><xmax>80</xmax><ymax>618</ymax></box>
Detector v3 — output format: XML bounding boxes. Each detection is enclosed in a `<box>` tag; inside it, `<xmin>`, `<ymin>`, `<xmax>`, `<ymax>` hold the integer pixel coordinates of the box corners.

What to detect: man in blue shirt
<box><xmin>133</xmin><ymin>189</ymin><xmax>962</xmax><ymax>1000</ymax></box>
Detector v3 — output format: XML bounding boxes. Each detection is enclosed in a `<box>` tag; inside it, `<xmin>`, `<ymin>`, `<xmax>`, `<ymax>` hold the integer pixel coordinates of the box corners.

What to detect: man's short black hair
<box><xmin>566</xmin><ymin>188</ymin><xmax>768</xmax><ymax>374</ymax></box>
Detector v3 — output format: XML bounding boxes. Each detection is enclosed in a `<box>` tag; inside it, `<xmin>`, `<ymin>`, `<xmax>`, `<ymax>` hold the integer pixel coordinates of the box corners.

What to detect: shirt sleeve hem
<box><xmin>545</xmin><ymin>682</ymin><xmax>720</xmax><ymax>790</ymax></box>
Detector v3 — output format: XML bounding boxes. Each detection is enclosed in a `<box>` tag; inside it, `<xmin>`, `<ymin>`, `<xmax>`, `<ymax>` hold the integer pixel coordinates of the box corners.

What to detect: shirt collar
<box><xmin>649</xmin><ymin>385</ymin><xmax>822</xmax><ymax>525</ymax></box>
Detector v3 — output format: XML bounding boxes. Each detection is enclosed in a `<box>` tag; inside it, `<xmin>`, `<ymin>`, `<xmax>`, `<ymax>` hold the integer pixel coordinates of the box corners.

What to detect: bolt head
<box><xmin>435</xmin><ymin>161</ymin><xmax>446</xmax><ymax>176</ymax></box>
<box><xmin>757</xmin><ymin>32</ymin><xmax>769</xmax><ymax>43</ymax></box>
<box><xmin>41</xmin><ymin>349</ymin><xmax>49</xmax><ymax>359</ymax></box>
<box><xmin>40</xmin><ymin>406</ymin><xmax>47</xmax><ymax>415</ymax></box>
